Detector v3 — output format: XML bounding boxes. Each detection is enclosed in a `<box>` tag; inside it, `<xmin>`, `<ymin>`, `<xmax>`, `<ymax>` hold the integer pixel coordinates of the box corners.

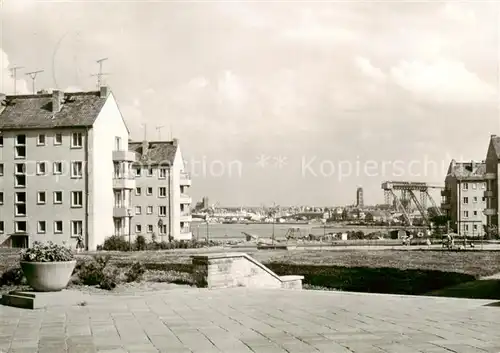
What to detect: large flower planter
<box><xmin>20</xmin><ymin>261</ymin><xmax>76</xmax><ymax>292</ymax></box>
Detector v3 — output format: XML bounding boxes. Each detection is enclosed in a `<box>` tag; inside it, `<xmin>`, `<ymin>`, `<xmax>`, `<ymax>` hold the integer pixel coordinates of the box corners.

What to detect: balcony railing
<box><xmin>180</xmin><ymin>228</ymin><xmax>191</xmax><ymax>234</ymax></box>
<box><xmin>113</xmin><ymin>174</ymin><xmax>136</xmax><ymax>189</ymax></box>
<box><xmin>180</xmin><ymin>172</ymin><xmax>191</xmax><ymax>186</ymax></box>
<box><xmin>180</xmin><ymin>194</ymin><xmax>192</xmax><ymax>204</ymax></box>
<box><xmin>113</xmin><ymin>150</ymin><xmax>138</xmax><ymax>162</ymax></box>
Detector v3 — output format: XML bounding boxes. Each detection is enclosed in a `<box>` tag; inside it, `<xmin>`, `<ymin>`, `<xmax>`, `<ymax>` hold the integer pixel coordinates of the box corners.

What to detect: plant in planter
<box><xmin>20</xmin><ymin>241</ymin><xmax>76</xmax><ymax>292</ymax></box>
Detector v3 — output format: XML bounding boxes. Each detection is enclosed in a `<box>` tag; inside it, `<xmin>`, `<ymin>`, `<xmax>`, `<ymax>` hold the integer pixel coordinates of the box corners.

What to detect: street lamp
<box><xmin>127</xmin><ymin>208</ymin><xmax>133</xmax><ymax>251</ymax></box>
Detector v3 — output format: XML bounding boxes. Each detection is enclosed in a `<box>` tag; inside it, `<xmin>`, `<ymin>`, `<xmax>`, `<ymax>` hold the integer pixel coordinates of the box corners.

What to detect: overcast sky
<box><xmin>1</xmin><ymin>0</ymin><xmax>499</xmax><ymax>207</ymax></box>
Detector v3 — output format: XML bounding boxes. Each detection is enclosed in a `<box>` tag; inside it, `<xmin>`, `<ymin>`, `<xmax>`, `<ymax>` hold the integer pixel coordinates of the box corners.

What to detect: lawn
<box><xmin>2</xmin><ymin>248</ymin><xmax>500</xmax><ymax>297</ymax></box>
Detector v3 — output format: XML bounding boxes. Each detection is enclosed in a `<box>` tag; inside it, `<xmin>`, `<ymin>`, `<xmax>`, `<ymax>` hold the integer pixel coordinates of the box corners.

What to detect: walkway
<box><xmin>0</xmin><ymin>287</ymin><xmax>499</xmax><ymax>353</ymax></box>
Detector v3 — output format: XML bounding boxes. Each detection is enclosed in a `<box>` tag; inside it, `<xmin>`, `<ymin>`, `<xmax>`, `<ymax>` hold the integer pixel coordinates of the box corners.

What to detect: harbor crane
<box><xmin>382</xmin><ymin>181</ymin><xmax>443</xmax><ymax>227</ymax></box>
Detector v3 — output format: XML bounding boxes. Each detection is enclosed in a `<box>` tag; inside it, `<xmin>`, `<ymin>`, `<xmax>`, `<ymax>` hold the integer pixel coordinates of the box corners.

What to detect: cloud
<box><xmin>389</xmin><ymin>58</ymin><xmax>496</xmax><ymax>103</ymax></box>
<box><xmin>355</xmin><ymin>56</ymin><xmax>386</xmax><ymax>81</ymax></box>
<box><xmin>0</xmin><ymin>49</ymin><xmax>30</xmax><ymax>94</ymax></box>
<box><xmin>441</xmin><ymin>3</ymin><xmax>476</xmax><ymax>24</ymax></box>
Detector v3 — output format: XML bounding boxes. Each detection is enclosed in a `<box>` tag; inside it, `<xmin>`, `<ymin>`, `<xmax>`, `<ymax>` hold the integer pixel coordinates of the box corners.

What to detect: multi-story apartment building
<box><xmin>441</xmin><ymin>159</ymin><xmax>487</xmax><ymax>236</ymax></box>
<box><xmin>0</xmin><ymin>86</ymin><xmax>133</xmax><ymax>250</ymax></box>
<box><xmin>0</xmin><ymin>86</ymin><xmax>193</xmax><ymax>249</ymax></box>
<box><xmin>484</xmin><ymin>135</ymin><xmax>500</xmax><ymax>229</ymax></box>
<box><xmin>125</xmin><ymin>140</ymin><xmax>192</xmax><ymax>241</ymax></box>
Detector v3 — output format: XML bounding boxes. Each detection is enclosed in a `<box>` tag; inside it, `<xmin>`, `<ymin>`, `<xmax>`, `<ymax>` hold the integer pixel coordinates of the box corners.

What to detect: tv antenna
<box><xmin>25</xmin><ymin>70</ymin><xmax>44</xmax><ymax>94</ymax></box>
<box><xmin>156</xmin><ymin>125</ymin><xmax>165</xmax><ymax>140</ymax></box>
<box><xmin>9</xmin><ymin>66</ymin><xmax>23</xmax><ymax>94</ymax></box>
<box><xmin>141</xmin><ymin>123</ymin><xmax>147</xmax><ymax>141</ymax></box>
<box><xmin>90</xmin><ymin>58</ymin><xmax>109</xmax><ymax>89</ymax></box>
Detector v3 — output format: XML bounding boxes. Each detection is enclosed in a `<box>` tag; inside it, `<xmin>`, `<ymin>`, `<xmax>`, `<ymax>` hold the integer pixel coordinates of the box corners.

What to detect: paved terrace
<box><xmin>0</xmin><ymin>287</ymin><xmax>499</xmax><ymax>353</ymax></box>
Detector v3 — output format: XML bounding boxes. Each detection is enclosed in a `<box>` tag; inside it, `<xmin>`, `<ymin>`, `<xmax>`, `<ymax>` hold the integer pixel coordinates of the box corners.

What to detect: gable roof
<box><xmin>0</xmin><ymin>91</ymin><xmax>107</xmax><ymax>130</ymax></box>
<box><xmin>490</xmin><ymin>135</ymin><xmax>500</xmax><ymax>158</ymax></box>
<box><xmin>128</xmin><ymin>141</ymin><xmax>178</xmax><ymax>165</ymax></box>
<box><xmin>447</xmin><ymin>160</ymin><xmax>486</xmax><ymax>179</ymax></box>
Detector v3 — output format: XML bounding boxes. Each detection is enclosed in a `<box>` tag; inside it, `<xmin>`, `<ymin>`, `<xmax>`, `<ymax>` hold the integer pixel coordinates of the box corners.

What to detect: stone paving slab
<box><xmin>0</xmin><ymin>287</ymin><xmax>499</xmax><ymax>352</ymax></box>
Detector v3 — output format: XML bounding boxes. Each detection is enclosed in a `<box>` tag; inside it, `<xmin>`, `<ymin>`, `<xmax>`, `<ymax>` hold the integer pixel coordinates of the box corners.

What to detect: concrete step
<box><xmin>1</xmin><ymin>293</ymin><xmax>35</xmax><ymax>309</ymax></box>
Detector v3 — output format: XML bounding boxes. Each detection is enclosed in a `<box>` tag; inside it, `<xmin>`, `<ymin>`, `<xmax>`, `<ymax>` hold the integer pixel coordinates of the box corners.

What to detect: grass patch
<box><xmin>427</xmin><ymin>279</ymin><xmax>500</xmax><ymax>300</ymax></box>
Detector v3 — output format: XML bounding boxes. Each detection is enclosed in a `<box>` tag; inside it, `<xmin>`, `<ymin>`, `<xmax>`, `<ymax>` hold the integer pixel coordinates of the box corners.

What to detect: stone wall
<box><xmin>191</xmin><ymin>253</ymin><xmax>303</xmax><ymax>290</ymax></box>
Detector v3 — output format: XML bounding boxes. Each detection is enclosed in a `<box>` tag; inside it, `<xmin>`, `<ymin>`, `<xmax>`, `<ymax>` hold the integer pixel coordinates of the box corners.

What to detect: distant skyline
<box><xmin>1</xmin><ymin>1</ymin><xmax>499</xmax><ymax>205</ymax></box>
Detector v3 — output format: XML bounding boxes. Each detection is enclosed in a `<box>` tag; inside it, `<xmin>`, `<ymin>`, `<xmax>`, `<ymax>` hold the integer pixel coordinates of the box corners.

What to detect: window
<box><xmin>71</xmin><ymin>132</ymin><xmax>83</xmax><ymax>148</ymax></box>
<box><xmin>462</xmin><ymin>183</ymin><xmax>468</xmax><ymax>190</ymax></box>
<box><xmin>472</xmin><ymin>183</ymin><xmax>477</xmax><ymax>189</ymax></box>
<box><xmin>115</xmin><ymin>136</ymin><xmax>121</xmax><ymax>150</ymax></box>
<box><xmin>15</xmin><ymin>221</ymin><xmax>26</xmax><ymax>233</ymax></box>
<box><xmin>135</xmin><ymin>187</ymin><xmax>142</xmax><ymax>196</ymax></box>
<box><xmin>483</xmin><ymin>197</ymin><xmax>486</xmax><ymax>202</ymax></box>
<box><xmin>159</xmin><ymin>225</ymin><xmax>167</xmax><ymax>234</ymax></box>
<box><xmin>147</xmin><ymin>187</ymin><xmax>153</xmax><ymax>196</ymax></box>
<box><xmin>37</xmin><ymin>191</ymin><xmax>46</xmax><ymax>204</ymax></box>
<box><xmin>36</xmin><ymin>162</ymin><xmax>46</xmax><ymax>175</ymax></box>
<box><xmin>159</xmin><ymin>187</ymin><xmax>166</xmax><ymax>198</ymax></box>
<box><xmin>474</xmin><ymin>224</ymin><xmax>478</xmax><ymax>230</ymax></box>
<box><xmin>53</xmin><ymin>162</ymin><xmax>63</xmax><ymax>174</ymax></box>
<box><xmin>482</xmin><ymin>183</ymin><xmax>486</xmax><ymax>189</ymax></box>
<box><xmin>147</xmin><ymin>167</ymin><xmax>153</xmax><ymax>177</ymax></box>
<box><xmin>135</xmin><ymin>206</ymin><xmax>141</xmax><ymax>215</ymax></box>
<box><xmin>147</xmin><ymin>225</ymin><xmax>153</xmax><ymax>233</ymax></box>
<box><xmin>15</xmin><ymin>146</ymin><xmax>25</xmax><ymax>159</ymax></box>
<box><xmin>134</xmin><ymin>167</ymin><xmax>141</xmax><ymax>177</ymax></box>
<box><xmin>0</xmin><ymin>135</ymin><xmax>3</xmax><ymax>147</ymax></box>
<box><xmin>37</xmin><ymin>221</ymin><xmax>46</xmax><ymax>234</ymax></box>
<box><xmin>473</xmin><ymin>211</ymin><xmax>478</xmax><ymax>216</ymax></box>
<box><xmin>464</xmin><ymin>224</ymin><xmax>469</xmax><ymax>231</ymax></box>
<box><xmin>54</xmin><ymin>221</ymin><xmax>63</xmax><ymax>234</ymax></box>
<box><xmin>147</xmin><ymin>206</ymin><xmax>153</xmax><ymax>214</ymax></box>
<box><xmin>0</xmin><ymin>221</ymin><xmax>3</xmax><ymax>234</ymax></box>
<box><xmin>159</xmin><ymin>206</ymin><xmax>167</xmax><ymax>216</ymax></box>
<box><xmin>463</xmin><ymin>197</ymin><xmax>468</xmax><ymax>204</ymax></box>
<box><xmin>53</xmin><ymin>191</ymin><xmax>63</xmax><ymax>204</ymax></box>
<box><xmin>15</xmin><ymin>163</ymin><xmax>25</xmax><ymax>175</ymax></box>
<box><xmin>71</xmin><ymin>191</ymin><xmax>83</xmax><ymax>208</ymax></box>
<box><xmin>0</xmin><ymin>192</ymin><xmax>3</xmax><ymax>205</ymax></box>
<box><xmin>15</xmin><ymin>135</ymin><xmax>26</xmax><ymax>146</ymax></box>
<box><xmin>159</xmin><ymin>168</ymin><xmax>167</xmax><ymax>179</ymax></box>
<box><xmin>37</xmin><ymin>134</ymin><xmax>46</xmax><ymax>146</ymax></box>
<box><xmin>54</xmin><ymin>133</ymin><xmax>62</xmax><ymax>145</ymax></box>
<box><xmin>473</xmin><ymin>196</ymin><xmax>477</xmax><ymax>203</ymax></box>
<box><xmin>463</xmin><ymin>211</ymin><xmax>469</xmax><ymax>218</ymax></box>
<box><xmin>0</xmin><ymin>163</ymin><xmax>3</xmax><ymax>176</ymax></box>
<box><xmin>15</xmin><ymin>175</ymin><xmax>26</xmax><ymax>188</ymax></box>
<box><xmin>71</xmin><ymin>221</ymin><xmax>83</xmax><ymax>238</ymax></box>
<box><xmin>15</xmin><ymin>204</ymin><xmax>26</xmax><ymax>216</ymax></box>
<box><xmin>135</xmin><ymin>224</ymin><xmax>142</xmax><ymax>233</ymax></box>
<box><xmin>71</xmin><ymin>161</ymin><xmax>83</xmax><ymax>178</ymax></box>
<box><xmin>15</xmin><ymin>192</ymin><xmax>26</xmax><ymax>204</ymax></box>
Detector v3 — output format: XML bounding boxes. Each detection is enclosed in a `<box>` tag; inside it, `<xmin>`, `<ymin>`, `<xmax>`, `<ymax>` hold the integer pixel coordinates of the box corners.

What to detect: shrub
<box><xmin>0</xmin><ymin>266</ymin><xmax>26</xmax><ymax>286</ymax></box>
<box><xmin>134</xmin><ymin>235</ymin><xmax>147</xmax><ymax>251</ymax></box>
<box><xmin>20</xmin><ymin>241</ymin><xmax>74</xmax><ymax>262</ymax></box>
<box><xmin>125</xmin><ymin>262</ymin><xmax>146</xmax><ymax>283</ymax></box>
<box><xmin>74</xmin><ymin>255</ymin><xmax>120</xmax><ymax>290</ymax></box>
<box><xmin>102</xmin><ymin>235</ymin><xmax>130</xmax><ymax>251</ymax></box>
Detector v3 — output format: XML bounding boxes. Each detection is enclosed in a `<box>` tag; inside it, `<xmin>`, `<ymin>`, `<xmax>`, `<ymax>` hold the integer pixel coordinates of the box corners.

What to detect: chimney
<box><xmin>471</xmin><ymin>160</ymin><xmax>475</xmax><ymax>169</ymax></box>
<box><xmin>142</xmin><ymin>140</ymin><xmax>149</xmax><ymax>157</ymax></box>
<box><xmin>492</xmin><ymin>134</ymin><xmax>497</xmax><ymax>139</ymax></box>
<box><xmin>100</xmin><ymin>86</ymin><xmax>109</xmax><ymax>98</ymax></box>
<box><xmin>172</xmin><ymin>138</ymin><xmax>178</xmax><ymax>146</ymax></box>
<box><xmin>52</xmin><ymin>90</ymin><xmax>64</xmax><ymax>112</ymax></box>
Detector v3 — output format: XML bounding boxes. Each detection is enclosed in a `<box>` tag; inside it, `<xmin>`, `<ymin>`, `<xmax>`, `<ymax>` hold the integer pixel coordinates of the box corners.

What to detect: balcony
<box><xmin>485</xmin><ymin>173</ymin><xmax>496</xmax><ymax>180</ymax></box>
<box><xmin>441</xmin><ymin>189</ymin><xmax>450</xmax><ymax>197</ymax></box>
<box><xmin>178</xmin><ymin>228</ymin><xmax>192</xmax><ymax>240</ymax></box>
<box><xmin>484</xmin><ymin>208</ymin><xmax>497</xmax><ymax>216</ymax></box>
<box><xmin>113</xmin><ymin>206</ymin><xmax>133</xmax><ymax>218</ymax></box>
<box><xmin>113</xmin><ymin>150</ymin><xmax>137</xmax><ymax>162</ymax></box>
<box><xmin>180</xmin><ymin>212</ymin><xmax>192</xmax><ymax>222</ymax></box>
<box><xmin>180</xmin><ymin>194</ymin><xmax>192</xmax><ymax>204</ymax></box>
<box><xmin>484</xmin><ymin>190</ymin><xmax>495</xmax><ymax>198</ymax></box>
<box><xmin>180</xmin><ymin>172</ymin><xmax>191</xmax><ymax>186</ymax></box>
<box><xmin>441</xmin><ymin>203</ymin><xmax>451</xmax><ymax>210</ymax></box>
<box><xmin>113</xmin><ymin>176</ymin><xmax>135</xmax><ymax>189</ymax></box>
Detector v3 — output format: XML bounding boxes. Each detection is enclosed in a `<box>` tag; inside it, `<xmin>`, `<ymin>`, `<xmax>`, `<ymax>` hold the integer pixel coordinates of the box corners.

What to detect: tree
<box><xmin>364</xmin><ymin>212</ymin><xmax>374</xmax><ymax>222</ymax></box>
<box><xmin>341</xmin><ymin>208</ymin><xmax>349</xmax><ymax>221</ymax></box>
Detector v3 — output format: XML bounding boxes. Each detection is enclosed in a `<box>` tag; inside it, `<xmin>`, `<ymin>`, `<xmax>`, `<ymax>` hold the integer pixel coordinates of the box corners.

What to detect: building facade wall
<box><xmin>455</xmin><ymin>180</ymin><xmax>486</xmax><ymax>236</ymax></box>
<box><xmin>0</xmin><ymin>128</ymin><xmax>88</xmax><ymax>248</ymax></box>
<box><xmin>90</xmin><ymin>93</ymin><xmax>129</xmax><ymax>250</ymax></box>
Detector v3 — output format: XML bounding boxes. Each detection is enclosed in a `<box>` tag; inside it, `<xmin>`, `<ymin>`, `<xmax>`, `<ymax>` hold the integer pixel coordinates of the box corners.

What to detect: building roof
<box><xmin>129</xmin><ymin>141</ymin><xmax>178</xmax><ymax>165</ymax></box>
<box><xmin>490</xmin><ymin>135</ymin><xmax>500</xmax><ymax>158</ymax></box>
<box><xmin>448</xmin><ymin>160</ymin><xmax>486</xmax><ymax>179</ymax></box>
<box><xmin>0</xmin><ymin>91</ymin><xmax>107</xmax><ymax>130</ymax></box>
